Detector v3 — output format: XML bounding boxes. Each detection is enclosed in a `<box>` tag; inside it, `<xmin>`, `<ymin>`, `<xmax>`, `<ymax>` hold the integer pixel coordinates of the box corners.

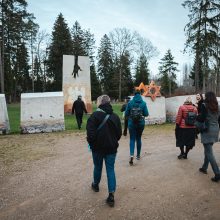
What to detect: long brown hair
<box><xmin>205</xmin><ymin>91</ymin><xmax>218</xmax><ymax>113</ymax></box>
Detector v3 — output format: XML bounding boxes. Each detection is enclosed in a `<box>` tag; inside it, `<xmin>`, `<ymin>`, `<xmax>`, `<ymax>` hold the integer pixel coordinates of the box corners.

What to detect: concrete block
<box><xmin>0</xmin><ymin>94</ymin><xmax>10</xmax><ymax>134</ymax></box>
<box><xmin>20</xmin><ymin>92</ymin><xmax>65</xmax><ymax>134</ymax></box>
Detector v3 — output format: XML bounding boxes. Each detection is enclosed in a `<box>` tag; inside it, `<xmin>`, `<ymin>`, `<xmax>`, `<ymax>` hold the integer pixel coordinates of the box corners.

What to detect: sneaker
<box><xmin>106</xmin><ymin>193</ymin><xmax>114</xmax><ymax>207</ymax></box>
<box><xmin>177</xmin><ymin>154</ymin><xmax>184</xmax><ymax>159</ymax></box>
<box><xmin>136</xmin><ymin>155</ymin><xmax>140</xmax><ymax>160</ymax></box>
<box><xmin>91</xmin><ymin>183</ymin><xmax>99</xmax><ymax>192</ymax></box>
<box><xmin>182</xmin><ymin>154</ymin><xmax>188</xmax><ymax>159</ymax></box>
<box><xmin>129</xmin><ymin>157</ymin><xmax>133</xmax><ymax>166</ymax></box>
<box><xmin>211</xmin><ymin>175</ymin><xmax>220</xmax><ymax>182</ymax></box>
<box><xmin>199</xmin><ymin>168</ymin><xmax>207</xmax><ymax>174</ymax></box>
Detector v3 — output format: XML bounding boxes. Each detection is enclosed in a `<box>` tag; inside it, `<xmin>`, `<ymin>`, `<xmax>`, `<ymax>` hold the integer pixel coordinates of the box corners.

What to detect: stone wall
<box><xmin>20</xmin><ymin>92</ymin><xmax>65</xmax><ymax>134</ymax></box>
<box><xmin>62</xmin><ymin>55</ymin><xmax>92</xmax><ymax>113</ymax></box>
<box><xmin>0</xmin><ymin>94</ymin><xmax>10</xmax><ymax>134</ymax></box>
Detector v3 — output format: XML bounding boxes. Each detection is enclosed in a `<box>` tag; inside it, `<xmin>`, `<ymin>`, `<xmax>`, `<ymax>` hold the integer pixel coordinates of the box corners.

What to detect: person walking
<box><xmin>175</xmin><ymin>97</ymin><xmax>198</xmax><ymax>159</ymax></box>
<box><xmin>120</xmin><ymin>96</ymin><xmax>131</xmax><ymax>136</ymax></box>
<box><xmin>197</xmin><ymin>91</ymin><xmax>220</xmax><ymax>182</ymax></box>
<box><xmin>72</xmin><ymin>95</ymin><xmax>87</xmax><ymax>129</ymax></box>
<box><xmin>86</xmin><ymin>95</ymin><xmax>122</xmax><ymax>207</ymax></box>
<box><xmin>125</xmin><ymin>91</ymin><xmax>149</xmax><ymax>165</ymax></box>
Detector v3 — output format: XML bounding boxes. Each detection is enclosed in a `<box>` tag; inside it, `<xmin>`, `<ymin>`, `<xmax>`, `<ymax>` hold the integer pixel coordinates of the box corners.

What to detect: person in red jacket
<box><xmin>175</xmin><ymin>97</ymin><xmax>198</xmax><ymax>159</ymax></box>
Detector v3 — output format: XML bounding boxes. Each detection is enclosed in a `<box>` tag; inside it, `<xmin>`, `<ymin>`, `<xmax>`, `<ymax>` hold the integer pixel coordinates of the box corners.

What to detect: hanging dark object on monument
<box><xmin>72</xmin><ymin>55</ymin><xmax>82</xmax><ymax>78</ymax></box>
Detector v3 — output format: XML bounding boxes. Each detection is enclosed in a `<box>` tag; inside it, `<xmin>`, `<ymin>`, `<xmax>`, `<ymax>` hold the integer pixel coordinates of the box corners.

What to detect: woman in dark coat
<box><xmin>197</xmin><ymin>91</ymin><xmax>220</xmax><ymax>182</ymax></box>
<box><xmin>175</xmin><ymin>97</ymin><xmax>198</xmax><ymax>159</ymax></box>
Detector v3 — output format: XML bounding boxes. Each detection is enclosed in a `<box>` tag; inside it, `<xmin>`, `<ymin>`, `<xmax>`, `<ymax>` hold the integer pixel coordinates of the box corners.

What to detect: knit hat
<box><xmin>184</xmin><ymin>96</ymin><xmax>192</xmax><ymax>104</ymax></box>
<box><xmin>97</xmin><ymin>95</ymin><xmax>110</xmax><ymax>106</ymax></box>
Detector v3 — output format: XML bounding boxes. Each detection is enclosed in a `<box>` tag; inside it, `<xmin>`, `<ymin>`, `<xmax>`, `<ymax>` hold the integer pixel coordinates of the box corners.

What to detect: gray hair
<box><xmin>97</xmin><ymin>95</ymin><xmax>110</xmax><ymax>106</ymax></box>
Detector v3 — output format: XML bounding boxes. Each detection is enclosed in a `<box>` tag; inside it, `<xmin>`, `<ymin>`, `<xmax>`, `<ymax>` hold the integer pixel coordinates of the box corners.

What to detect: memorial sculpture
<box><xmin>63</xmin><ymin>55</ymin><xmax>92</xmax><ymax>113</ymax></box>
<box><xmin>134</xmin><ymin>81</ymin><xmax>165</xmax><ymax>124</ymax></box>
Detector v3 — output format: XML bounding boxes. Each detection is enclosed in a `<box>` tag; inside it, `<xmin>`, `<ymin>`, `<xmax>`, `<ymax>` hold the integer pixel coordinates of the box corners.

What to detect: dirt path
<box><xmin>0</xmin><ymin>125</ymin><xmax>220</xmax><ymax>220</ymax></box>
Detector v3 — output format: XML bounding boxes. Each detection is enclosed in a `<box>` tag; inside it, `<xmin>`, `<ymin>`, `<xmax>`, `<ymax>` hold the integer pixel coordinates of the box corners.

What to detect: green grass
<box><xmin>6</xmin><ymin>103</ymin><xmax>124</xmax><ymax>134</ymax></box>
<box><xmin>6</xmin><ymin>103</ymin><xmax>173</xmax><ymax>134</ymax></box>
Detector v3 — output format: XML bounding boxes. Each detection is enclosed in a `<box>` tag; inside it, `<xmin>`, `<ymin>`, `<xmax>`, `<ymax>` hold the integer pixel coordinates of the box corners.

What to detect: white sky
<box><xmin>27</xmin><ymin>0</ymin><xmax>194</xmax><ymax>84</ymax></box>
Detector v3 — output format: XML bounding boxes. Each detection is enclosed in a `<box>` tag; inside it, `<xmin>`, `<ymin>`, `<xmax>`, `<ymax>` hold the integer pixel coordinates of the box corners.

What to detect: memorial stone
<box><xmin>20</xmin><ymin>92</ymin><xmax>65</xmax><ymax>134</ymax></box>
<box><xmin>62</xmin><ymin>55</ymin><xmax>92</xmax><ymax>113</ymax></box>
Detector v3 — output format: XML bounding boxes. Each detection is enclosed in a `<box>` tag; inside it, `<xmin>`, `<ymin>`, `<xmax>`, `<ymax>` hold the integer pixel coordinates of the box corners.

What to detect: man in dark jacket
<box><xmin>120</xmin><ymin>96</ymin><xmax>131</xmax><ymax>136</ymax></box>
<box><xmin>72</xmin><ymin>95</ymin><xmax>88</xmax><ymax>129</ymax></box>
<box><xmin>86</xmin><ymin>95</ymin><xmax>122</xmax><ymax>207</ymax></box>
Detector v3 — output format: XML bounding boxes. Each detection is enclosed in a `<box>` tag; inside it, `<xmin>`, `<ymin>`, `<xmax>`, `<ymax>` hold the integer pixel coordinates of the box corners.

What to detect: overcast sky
<box><xmin>27</xmin><ymin>0</ymin><xmax>193</xmax><ymax>83</ymax></box>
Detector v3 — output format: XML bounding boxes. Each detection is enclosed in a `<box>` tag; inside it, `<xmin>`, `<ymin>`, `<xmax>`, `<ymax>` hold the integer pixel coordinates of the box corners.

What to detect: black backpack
<box><xmin>130</xmin><ymin>105</ymin><xmax>143</xmax><ymax>123</ymax></box>
<box><xmin>185</xmin><ymin>111</ymin><xmax>197</xmax><ymax>126</ymax></box>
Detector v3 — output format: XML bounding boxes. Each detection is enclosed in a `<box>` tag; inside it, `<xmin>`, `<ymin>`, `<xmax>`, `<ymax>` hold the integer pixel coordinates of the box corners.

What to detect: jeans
<box><xmin>92</xmin><ymin>152</ymin><xmax>116</xmax><ymax>193</ymax></box>
<box><xmin>129</xmin><ymin>125</ymin><xmax>144</xmax><ymax>157</ymax></box>
<box><xmin>202</xmin><ymin>143</ymin><xmax>220</xmax><ymax>176</ymax></box>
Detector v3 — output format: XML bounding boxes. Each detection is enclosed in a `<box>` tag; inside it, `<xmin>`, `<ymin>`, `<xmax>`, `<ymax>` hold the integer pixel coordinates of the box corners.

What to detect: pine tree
<box><xmin>120</xmin><ymin>51</ymin><xmax>133</xmax><ymax>98</ymax></box>
<box><xmin>134</xmin><ymin>54</ymin><xmax>150</xmax><ymax>86</ymax></box>
<box><xmin>158</xmin><ymin>49</ymin><xmax>179</xmax><ymax>96</ymax></box>
<box><xmin>97</xmin><ymin>34</ymin><xmax>114</xmax><ymax>94</ymax></box>
<box><xmin>0</xmin><ymin>0</ymin><xmax>38</xmax><ymax>98</ymax></box>
<box><xmin>183</xmin><ymin>0</ymin><xmax>220</xmax><ymax>93</ymax></box>
<box><xmin>47</xmin><ymin>13</ymin><xmax>73</xmax><ymax>91</ymax></box>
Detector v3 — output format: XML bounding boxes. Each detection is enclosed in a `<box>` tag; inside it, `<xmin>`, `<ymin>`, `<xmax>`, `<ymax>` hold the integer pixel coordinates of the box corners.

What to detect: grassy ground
<box><xmin>6</xmin><ymin>103</ymin><xmax>173</xmax><ymax>134</ymax></box>
<box><xmin>6</xmin><ymin>103</ymin><xmax>124</xmax><ymax>134</ymax></box>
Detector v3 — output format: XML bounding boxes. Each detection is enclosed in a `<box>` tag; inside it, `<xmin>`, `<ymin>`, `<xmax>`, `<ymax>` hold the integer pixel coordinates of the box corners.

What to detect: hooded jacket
<box><xmin>86</xmin><ymin>103</ymin><xmax>122</xmax><ymax>155</ymax></box>
<box><xmin>125</xmin><ymin>93</ymin><xmax>149</xmax><ymax>128</ymax></box>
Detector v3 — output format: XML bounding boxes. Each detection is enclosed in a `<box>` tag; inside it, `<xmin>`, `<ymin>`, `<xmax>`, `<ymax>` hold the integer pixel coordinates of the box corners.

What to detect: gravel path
<box><xmin>0</xmin><ymin>126</ymin><xmax>220</xmax><ymax>220</ymax></box>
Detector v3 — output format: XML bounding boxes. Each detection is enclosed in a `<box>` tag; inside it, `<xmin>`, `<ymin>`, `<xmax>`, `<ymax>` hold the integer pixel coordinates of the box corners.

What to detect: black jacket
<box><xmin>72</xmin><ymin>98</ymin><xmax>87</xmax><ymax>115</ymax></box>
<box><xmin>86</xmin><ymin>103</ymin><xmax>122</xmax><ymax>155</ymax></box>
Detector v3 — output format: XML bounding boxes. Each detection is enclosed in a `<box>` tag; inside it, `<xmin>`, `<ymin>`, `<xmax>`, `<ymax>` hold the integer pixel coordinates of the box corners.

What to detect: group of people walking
<box><xmin>73</xmin><ymin>91</ymin><xmax>220</xmax><ymax>207</ymax></box>
<box><xmin>175</xmin><ymin>92</ymin><xmax>220</xmax><ymax>183</ymax></box>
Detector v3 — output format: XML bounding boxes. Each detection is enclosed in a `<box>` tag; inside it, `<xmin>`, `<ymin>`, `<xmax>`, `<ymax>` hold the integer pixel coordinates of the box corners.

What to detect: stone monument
<box><xmin>20</xmin><ymin>92</ymin><xmax>65</xmax><ymax>134</ymax></box>
<box><xmin>62</xmin><ymin>55</ymin><xmax>92</xmax><ymax>113</ymax></box>
<box><xmin>0</xmin><ymin>94</ymin><xmax>10</xmax><ymax>134</ymax></box>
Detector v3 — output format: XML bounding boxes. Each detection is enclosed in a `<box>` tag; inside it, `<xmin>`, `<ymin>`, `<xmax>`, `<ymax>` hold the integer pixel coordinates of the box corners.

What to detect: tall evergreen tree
<box><xmin>134</xmin><ymin>54</ymin><xmax>150</xmax><ymax>86</ymax></box>
<box><xmin>97</xmin><ymin>34</ymin><xmax>114</xmax><ymax>93</ymax></box>
<box><xmin>158</xmin><ymin>49</ymin><xmax>179</xmax><ymax>96</ymax></box>
<box><xmin>183</xmin><ymin>0</ymin><xmax>220</xmax><ymax>93</ymax></box>
<box><xmin>47</xmin><ymin>13</ymin><xmax>73</xmax><ymax>91</ymax></box>
<box><xmin>120</xmin><ymin>51</ymin><xmax>133</xmax><ymax>98</ymax></box>
<box><xmin>0</xmin><ymin>0</ymin><xmax>37</xmax><ymax>98</ymax></box>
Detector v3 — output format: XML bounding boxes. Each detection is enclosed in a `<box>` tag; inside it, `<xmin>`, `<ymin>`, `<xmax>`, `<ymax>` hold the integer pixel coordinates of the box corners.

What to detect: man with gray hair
<box><xmin>86</xmin><ymin>95</ymin><xmax>122</xmax><ymax>207</ymax></box>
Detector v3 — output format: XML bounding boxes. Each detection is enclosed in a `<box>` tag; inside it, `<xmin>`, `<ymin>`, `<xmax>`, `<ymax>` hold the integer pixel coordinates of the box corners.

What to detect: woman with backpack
<box><xmin>125</xmin><ymin>90</ymin><xmax>149</xmax><ymax>165</ymax></box>
<box><xmin>175</xmin><ymin>97</ymin><xmax>198</xmax><ymax>159</ymax></box>
<box><xmin>197</xmin><ymin>91</ymin><xmax>220</xmax><ymax>182</ymax></box>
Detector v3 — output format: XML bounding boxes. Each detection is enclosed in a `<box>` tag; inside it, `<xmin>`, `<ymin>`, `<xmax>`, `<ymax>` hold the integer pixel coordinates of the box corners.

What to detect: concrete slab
<box><xmin>0</xmin><ymin>94</ymin><xmax>10</xmax><ymax>134</ymax></box>
<box><xmin>20</xmin><ymin>92</ymin><xmax>65</xmax><ymax>134</ymax></box>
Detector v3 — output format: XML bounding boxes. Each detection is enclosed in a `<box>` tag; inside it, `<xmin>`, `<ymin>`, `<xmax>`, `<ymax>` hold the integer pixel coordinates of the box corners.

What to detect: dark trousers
<box><xmin>123</xmin><ymin>118</ymin><xmax>128</xmax><ymax>136</ymax></box>
<box><xmin>75</xmin><ymin>113</ymin><xmax>83</xmax><ymax>129</ymax></box>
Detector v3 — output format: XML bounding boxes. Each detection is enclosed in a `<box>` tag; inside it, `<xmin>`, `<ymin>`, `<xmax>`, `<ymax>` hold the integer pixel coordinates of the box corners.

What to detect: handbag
<box><xmin>195</xmin><ymin>120</ymin><xmax>208</xmax><ymax>132</ymax></box>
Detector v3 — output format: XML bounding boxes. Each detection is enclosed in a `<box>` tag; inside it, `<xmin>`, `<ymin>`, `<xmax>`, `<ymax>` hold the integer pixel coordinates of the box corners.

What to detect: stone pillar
<box><xmin>62</xmin><ymin>55</ymin><xmax>92</xmax><ymax>113</ymax></box>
